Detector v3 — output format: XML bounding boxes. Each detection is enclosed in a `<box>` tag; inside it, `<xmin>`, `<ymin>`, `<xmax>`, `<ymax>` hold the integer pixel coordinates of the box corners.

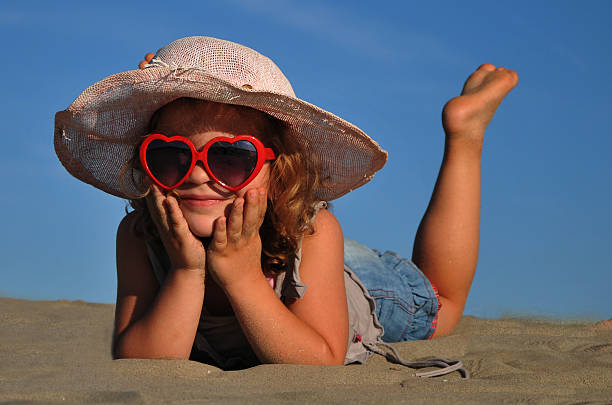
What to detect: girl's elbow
<box><xmin>327</xmin><ymin>357</ymin><xmax>345</xmax><ymax>366</ymax></box>
<box><xmin>328</xmin><ymin>347</ymin><xmax>347</xmax><ymax>365</ymax></box>
<box><xmin>112</xmin><ymin>351</ymin><xmax>130</xmax><ymax>360</ymax></box>
<box><xmin>111</xmin><ymin>343</ymin><xmax>136</xmax><ymax>360</ymax></box>
<box><xmin>111</xmin><ymin>336</ymin><xmax>183</xmax><ymax>360</ymax></box>
<box><xmin>111</xmin><ymin>334</ymin><xmax>135</xmax><ymax>359</ymax></box>
<box><xmin>112</xmin><ymin>347</ymin><xmax>189</xmax><ymax>360</ymax></box>
<box><xmin>319</xmin><ymin>342</ymin><xmax>346</xmax><ymax>365</ymax></box>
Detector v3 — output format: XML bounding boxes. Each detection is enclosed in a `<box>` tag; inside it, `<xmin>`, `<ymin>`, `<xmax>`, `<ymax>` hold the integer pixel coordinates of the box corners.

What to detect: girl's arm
<box><xmin>113</xmin><ymin>188</ymin><xmax>207</xmax><ymax>359</ymax></box>
<box><xmin>412</xmin><ymin>65</ymin><xmax>518</xmax><ymax>336</ymax></box>
<box><xmin>208</xmin><ymin>189</ymin><xmax>348</xmax><ymax>365</ymax></box>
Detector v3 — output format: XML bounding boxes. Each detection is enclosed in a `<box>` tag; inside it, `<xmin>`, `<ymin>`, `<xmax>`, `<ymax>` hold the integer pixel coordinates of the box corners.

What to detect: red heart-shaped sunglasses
<box><xmin>139</xmin><ymin>134</ymin><xmax>276</xmax><ymax>191</ymax></box>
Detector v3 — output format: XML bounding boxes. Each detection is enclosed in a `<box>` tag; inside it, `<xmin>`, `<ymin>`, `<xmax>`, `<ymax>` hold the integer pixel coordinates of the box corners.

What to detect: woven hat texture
<box><xmin>54</xmin><ymin>36</ymin><xmax>387</xmax><ymax>200</ymax></box>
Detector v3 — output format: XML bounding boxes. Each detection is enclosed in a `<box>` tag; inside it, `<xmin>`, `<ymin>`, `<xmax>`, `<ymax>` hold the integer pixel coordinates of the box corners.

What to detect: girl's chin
<box><xmin>180</xmin><ymin>204</ymin><xmax>229</xmax><ymax>238</ymax></box>
<box><xmin>192</xmin><ymin>229</ymin><xmax>213</xmax><ymax>238</ymax></box>
<box><xmin>190</xmin><ymin>226</ymin><xmax>214</xmax><ymax>238</ymax></box>
<box><xmin>184</xmin><ymin>219</ymin><xmax>216</xmax><ymax>238</ymax></box>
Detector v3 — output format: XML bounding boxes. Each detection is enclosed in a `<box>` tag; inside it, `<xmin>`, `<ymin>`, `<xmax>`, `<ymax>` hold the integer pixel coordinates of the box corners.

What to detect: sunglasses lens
<box><xmin>145</xmin><ymin>140</ymin><xmax>192</xmax><ymax>188</ymax></box>
<box><xmin>207</xmin><ymin>140</ymin><xmax>258</xmax><ymax>187</ymax></box>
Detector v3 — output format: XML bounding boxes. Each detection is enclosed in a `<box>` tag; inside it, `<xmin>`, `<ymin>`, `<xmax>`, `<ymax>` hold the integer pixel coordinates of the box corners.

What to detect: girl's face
<box><xmin>150</xmin><ymin>100</ymin><xmax>273</xmax><ymax>238</ymax></box>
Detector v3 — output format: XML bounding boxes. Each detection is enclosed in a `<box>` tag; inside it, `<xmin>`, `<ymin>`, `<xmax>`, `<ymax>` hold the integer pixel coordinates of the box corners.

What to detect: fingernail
<box><xmin>259</xmin><ymin>188</ymin><xmax>265</xmax><ymax>196</ymax></box>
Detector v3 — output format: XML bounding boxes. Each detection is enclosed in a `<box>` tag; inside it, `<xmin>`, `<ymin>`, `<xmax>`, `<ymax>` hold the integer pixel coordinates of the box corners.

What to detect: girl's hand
<box><xmin>146</xmin><ymin>185</ymin><xmax>206</xmax><ymax>277</ymax></box>
<box><xmin>207</xmin><ymin>188</ymin><xmax>268</xmax><ymax>290</ymax></box>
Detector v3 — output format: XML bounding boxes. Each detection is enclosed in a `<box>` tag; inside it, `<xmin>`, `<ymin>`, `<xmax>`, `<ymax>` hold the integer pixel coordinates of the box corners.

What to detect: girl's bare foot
<box><xmin>442</xmin><ymin>64</ymin><xmax>518</xmax><ymax>145</ymax></box>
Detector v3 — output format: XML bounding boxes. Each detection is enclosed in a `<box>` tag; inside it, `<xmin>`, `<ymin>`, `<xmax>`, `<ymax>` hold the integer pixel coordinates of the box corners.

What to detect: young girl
<box><xmin>55</xmin><ymin>36</ymin><xmax>517</xmax><ymax>372</ymax></box>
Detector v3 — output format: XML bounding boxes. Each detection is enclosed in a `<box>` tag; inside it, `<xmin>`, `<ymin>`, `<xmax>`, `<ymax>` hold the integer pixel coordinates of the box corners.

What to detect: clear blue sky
<box><xmin>1</xmin><ymin>1</ymin><xmax>610</xmax><ymax>320</ymax></box>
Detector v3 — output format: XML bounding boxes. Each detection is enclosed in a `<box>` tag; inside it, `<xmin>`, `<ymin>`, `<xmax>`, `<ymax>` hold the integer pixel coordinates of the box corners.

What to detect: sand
<box><xmin>1</xmin><ymin>297</ymin><xmax>611</xmax><ymax>404</ymax></box>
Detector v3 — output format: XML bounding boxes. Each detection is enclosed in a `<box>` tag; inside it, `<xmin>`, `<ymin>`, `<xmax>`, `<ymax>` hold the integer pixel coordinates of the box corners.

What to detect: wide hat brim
<box><xmin>55</xmin><ymin>66</ymin><xmax>387</xmax><ymax>201</ymax></box>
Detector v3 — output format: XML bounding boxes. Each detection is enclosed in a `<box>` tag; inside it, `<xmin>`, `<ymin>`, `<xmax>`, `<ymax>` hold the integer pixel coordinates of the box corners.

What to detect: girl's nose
<box><xmin>184</xmin><ymin>161</ymin><xmax>211</xmax><ymax>186</ymax></box>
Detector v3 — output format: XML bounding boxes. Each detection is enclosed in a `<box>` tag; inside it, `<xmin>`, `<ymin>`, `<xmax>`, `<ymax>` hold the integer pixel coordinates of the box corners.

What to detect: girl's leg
<box><xmin>412</xmin><ymin>65</ymin><xmax>518</xmax><ymax>337</ymax></box>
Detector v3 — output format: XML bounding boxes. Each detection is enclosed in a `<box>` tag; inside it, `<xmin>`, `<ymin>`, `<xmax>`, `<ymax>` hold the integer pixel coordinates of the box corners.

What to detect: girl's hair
<box><xmin>121</xmin><ymin>98</ymin><xmax>323</xmax><ymax>275</ymax></box>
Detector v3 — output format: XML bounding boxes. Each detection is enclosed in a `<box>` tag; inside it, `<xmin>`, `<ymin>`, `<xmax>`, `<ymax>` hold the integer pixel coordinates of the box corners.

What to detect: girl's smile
<box><xmin>179</xmin><ymin>196</ymin><xmax>227</xmax><ymax>208</ymax></box>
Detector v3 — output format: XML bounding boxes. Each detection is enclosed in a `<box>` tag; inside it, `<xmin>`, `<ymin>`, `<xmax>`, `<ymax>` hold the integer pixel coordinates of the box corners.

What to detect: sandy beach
<box><xmin>1</xmin><ymin>297</ymin><xmax>610</xmax><ymax>404</ymax></box>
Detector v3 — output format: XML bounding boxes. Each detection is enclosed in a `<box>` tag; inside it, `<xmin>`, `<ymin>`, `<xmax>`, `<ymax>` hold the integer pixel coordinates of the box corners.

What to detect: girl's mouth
<box><xmin>180</xmin><ymin>198</ymin><xmax>227</xmax><ymax>208</ymax></box>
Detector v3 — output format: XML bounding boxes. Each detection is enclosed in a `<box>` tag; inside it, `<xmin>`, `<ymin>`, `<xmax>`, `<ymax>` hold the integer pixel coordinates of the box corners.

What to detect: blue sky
<box><xmin>1</xmin><ymin>1</ymin><xmax>610</xmax><ymax>320</ymax></box>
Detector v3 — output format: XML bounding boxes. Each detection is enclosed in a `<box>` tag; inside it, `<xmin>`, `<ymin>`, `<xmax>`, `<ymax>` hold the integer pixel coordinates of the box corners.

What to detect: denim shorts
<box><xmin>343</xmin><ymin>239</ymin><xmax>439</xmax><ymax>342</ymax></box>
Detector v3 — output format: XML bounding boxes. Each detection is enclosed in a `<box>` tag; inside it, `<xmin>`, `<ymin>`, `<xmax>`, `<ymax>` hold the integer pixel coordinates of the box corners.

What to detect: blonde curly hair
<box><xmin>121</xmin><ymin>98</ymin><xmax>325</xmax><ymax>275</ymax></box>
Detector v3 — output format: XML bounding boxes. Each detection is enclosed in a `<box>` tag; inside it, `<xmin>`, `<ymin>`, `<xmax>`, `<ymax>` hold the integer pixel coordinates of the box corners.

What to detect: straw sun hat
<box><xmin>54</xmin><ymin>36</ymin><xmax>387</xmax><ymax>201</ymax></box>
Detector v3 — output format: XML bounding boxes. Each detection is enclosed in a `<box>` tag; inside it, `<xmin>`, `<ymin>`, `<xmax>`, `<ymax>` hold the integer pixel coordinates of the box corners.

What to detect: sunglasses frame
<box><xmin>139</xmin><ymin>133</ymin><xmax>276</xmax><ymax>191</ymax></box>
